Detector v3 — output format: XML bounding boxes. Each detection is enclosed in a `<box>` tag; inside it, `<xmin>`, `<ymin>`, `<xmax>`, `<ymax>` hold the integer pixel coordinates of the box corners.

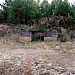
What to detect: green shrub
<box><xmin>58</xmin><ymin>27</ymin><xmax>69</xmax><ymax>42</ymax></box>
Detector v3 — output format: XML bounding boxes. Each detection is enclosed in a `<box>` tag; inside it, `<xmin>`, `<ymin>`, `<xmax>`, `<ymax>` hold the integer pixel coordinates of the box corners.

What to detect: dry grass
<box><xmin>0</xmin><ymin>30</ymin><xmax>74</xmax><ymax>51</ymax></box>
<box><xmin>0</xmin><ymin>34</ymin><xmax>75</xmax><ymax>54</ymax></box>
<box><xmin>45</xmin><ymin>40</ymin><xmax>75</xmax><ymax>54</ymax></box>
<box><xmin>0</xmin><ymin>24</ymin><xmax>75</xmax><ymax>53</ymax></box>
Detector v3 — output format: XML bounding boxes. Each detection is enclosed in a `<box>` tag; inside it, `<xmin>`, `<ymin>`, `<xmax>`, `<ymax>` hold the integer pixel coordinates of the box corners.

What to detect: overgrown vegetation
<box><xmin>57</xmin><ymin>27</ymin><xmax>69</xmax><ymax>42</ymax></box>
<box><xmin>0</xmin><ymin>0</ymin><xmax>75</xmax><ymax>41</ymax></box>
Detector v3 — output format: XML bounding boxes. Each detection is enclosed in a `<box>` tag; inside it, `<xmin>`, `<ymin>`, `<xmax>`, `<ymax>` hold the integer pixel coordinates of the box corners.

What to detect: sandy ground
<box><xmin>0</xmin><ymin>48</ymin><xmax>75</xmax><ymax>75</ymax></box>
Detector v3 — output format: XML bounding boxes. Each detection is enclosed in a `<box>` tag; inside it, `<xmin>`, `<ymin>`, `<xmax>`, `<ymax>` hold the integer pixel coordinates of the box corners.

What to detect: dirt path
<box><xmin>0</xmin><ymin>49</ymin><xmax>75</xmax><ymax>75</ymax></box>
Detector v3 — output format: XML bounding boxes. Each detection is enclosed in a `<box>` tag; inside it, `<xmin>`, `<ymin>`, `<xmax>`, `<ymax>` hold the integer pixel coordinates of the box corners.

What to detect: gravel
<box><xmin>0</xmin><ymin>49</ymin><xmax>75</xmax><ymax>75</ymax></box>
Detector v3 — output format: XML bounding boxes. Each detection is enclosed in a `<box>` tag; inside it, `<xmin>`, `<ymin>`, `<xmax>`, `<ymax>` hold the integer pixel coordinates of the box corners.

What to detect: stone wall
<box><xmin>18</xmin><ymin>28</ymin><xmax>59</xmax><ymax>42</ymax></box>
<box><xmin>44</xmin><ymin>29</ymin><xmax>58</xmax><ymax>41</ymax></box>
<box><xmin>18</xmin><ymin>29</ymin><xmax>32</xmax><ymax>43</ymax></box>
<box><xmin>19</xmin><ymin>37</ymin><xmax>31</xmax><ymax>42</ymax></box>
<box><xmin>44</xmin><ymin>37</ymin><xmax>57</xmax><ymax>41</ymax></box>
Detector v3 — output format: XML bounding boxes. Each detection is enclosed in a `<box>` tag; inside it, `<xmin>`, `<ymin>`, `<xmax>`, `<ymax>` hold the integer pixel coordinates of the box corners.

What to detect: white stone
<box><xmin>46</xmin><ymin>62</ymin><xmax>53</xmax><ymax>67</ymax></box>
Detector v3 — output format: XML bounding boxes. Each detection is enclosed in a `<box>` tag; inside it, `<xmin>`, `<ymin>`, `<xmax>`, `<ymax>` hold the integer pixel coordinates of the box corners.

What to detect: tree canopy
<box><xmin>1</xmin><ymin>0</ymin><xmax>75</xmax><ymax>29</ymax></box>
